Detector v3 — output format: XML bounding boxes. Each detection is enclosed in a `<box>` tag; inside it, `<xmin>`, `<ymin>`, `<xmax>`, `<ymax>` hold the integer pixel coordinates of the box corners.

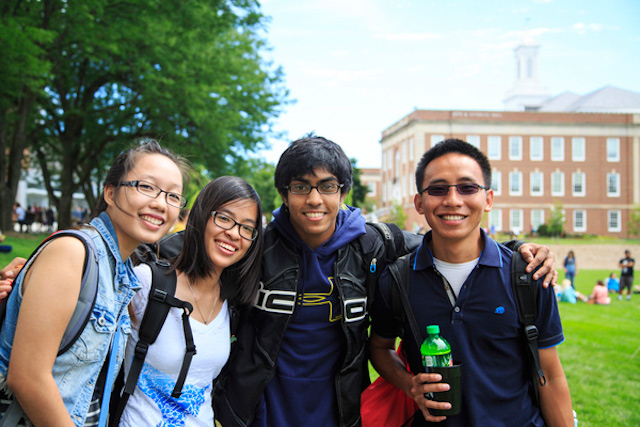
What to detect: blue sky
<box><xmin>257</xmin><ymin>0</ymin><xmax>640</xmax><ymax>168</ymax></box>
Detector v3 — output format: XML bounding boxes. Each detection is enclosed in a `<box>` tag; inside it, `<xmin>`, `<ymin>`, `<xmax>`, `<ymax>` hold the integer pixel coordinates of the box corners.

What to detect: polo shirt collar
<box><xmin>414</xmin><ymin>228</ymin><xmax>503</xmax><ymax>271</ymax></box>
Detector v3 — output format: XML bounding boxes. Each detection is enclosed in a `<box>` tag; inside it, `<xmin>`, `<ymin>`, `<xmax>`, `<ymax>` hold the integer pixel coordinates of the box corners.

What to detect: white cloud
<box><xmin>380</xmin><ymin>32</ymin><xmax>443</xmax><ymax>42</ymax></box>
<box><xmin>300</xmin><ymin>65</ymin><xmax>385</xmax><ymax>87</ymax></box>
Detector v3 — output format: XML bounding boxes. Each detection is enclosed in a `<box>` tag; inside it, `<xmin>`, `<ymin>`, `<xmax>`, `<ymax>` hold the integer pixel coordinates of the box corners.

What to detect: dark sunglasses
<box><xmin>419</xmin><ymin>183</ymin><xmax>488</xmax><ymax>197</ymax></box>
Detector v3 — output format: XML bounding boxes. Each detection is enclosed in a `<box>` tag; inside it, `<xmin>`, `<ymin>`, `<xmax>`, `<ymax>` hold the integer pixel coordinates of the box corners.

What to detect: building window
<box><xmin>509</xmin><ymin>171</ymin><xmax>522</xmax><ymax>196</ymax></box>
<box><xmin>551</xmin><ymin>171</ymin><xmax>564</xmax><ymax>196</ymax></box>
<box><xmin>572</xmin><ymin>137</ymin><xmax>586</xmax><ymax>162</ymax></box>
<box><xmin>467</xmin><ymin>135</ymin><xmax>480</xmax><ymax>149</ymax></box>
<box><xmin>607</xmin><ymin>138</ymin><xmax>620</xmax><ymax>162</ymax></box>
<box><xmin>530</xmin><ymin>171</ymin><xmax>543</xmax><ymax>196</ymax></box>
<box><xmin>401</xmin><ymin>176</ymin><xmax>407</xmax><ymax>198</ymax></box>
<box><xmin>607</xmin><ymin>173</ymin><xmax>620</xmax><ymax>197</ymax></box>
<box><xmin>491</xmin><ymin>170</ymin><xmax>502</xmax><ymax>195</ymax></box>
<box><xmin>402</xmin><ymin>141</ymin><xmax>407</xmax><ymax>162</ymax></box>
<box><xmin>572</xmin><ymin>172</ymin><xmax>585</xmax><ymax>196</ymax></box>
<box><xmin>409</xmin><ymin>137</ymin><xmax>414</xmax><ymax>161</ymax></box>
<box><xmin>489</xmin><ymin>209</ymin><xmax>502</xmax><ymax>232</ymax></box>
<box><xmin>551</xmin><ymin>137</ymin><xmax>564</xmax><ymax>161</ymax></box>
<box><xmin>488</xmin><ymin>136</ymin><xmax>501</xmax><ymax>160</ymax></box>
<box><xmin>509</xmin><ymin>136</ymin><xmax>523</xmax><ymax>160</ymax></box>
<box><xmin>395</xmin><ymin>151</ymin><xmax>401</xmax><ymax>179</ymax></box>
<box><xmin>573</xmin><ymin>210</ymin><xmax>586</xmax><ymax>232</ymax></box>
<box><xmin>530</xmin><ymin>136</ymin><xmax>543</xmax><ymax>161</ymax></box>
<box><xmin>367</xmin><ymin>182</ymin><xmax>376</xmax><ymax>196</ymax></box>
<box><xmin>510</xmin><ymin>209</ymin><xmax>523</xmax><ymax>235</ymax></box>
<box><xmin>531</xmin><ymin>209</ymin><xmax>545</xmax><ymax>232</ymax></box>
<box><xmin>608</xmin><ymin>210</ymin><xmax>621</xmax><ymax>232</ymax></box>
<box><xmin>431</xmin><ymin>134</ymin><xmax>444</xmax><ymax>148</ymax></box>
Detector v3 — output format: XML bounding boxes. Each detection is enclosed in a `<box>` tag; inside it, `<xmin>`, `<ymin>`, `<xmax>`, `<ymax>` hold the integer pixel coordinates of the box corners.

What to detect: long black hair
<box><xmin>172</xmin><ymin>176</ymin><xmax>263</xmax><ymax>305</ymax></box>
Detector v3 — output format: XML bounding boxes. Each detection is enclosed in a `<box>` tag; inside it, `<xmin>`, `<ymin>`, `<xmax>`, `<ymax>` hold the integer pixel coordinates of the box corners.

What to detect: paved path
<box><xmin>547</xmin><ymin>243</ymin><xmax>639</xmax><ymax>271</ymax></box>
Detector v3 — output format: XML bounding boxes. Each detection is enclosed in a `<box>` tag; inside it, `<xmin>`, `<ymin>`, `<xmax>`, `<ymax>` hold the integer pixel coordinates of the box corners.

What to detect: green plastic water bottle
<box><xmin>420</xmin><ymin>325</ymin><xmax>452</xmax><ymax>369</ymax></box>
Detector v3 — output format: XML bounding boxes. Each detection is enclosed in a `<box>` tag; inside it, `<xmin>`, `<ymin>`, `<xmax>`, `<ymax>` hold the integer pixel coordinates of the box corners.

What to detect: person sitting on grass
<box><xmin>559</xmin><ymin>279</ymin><xmax>588</xmax><ymax>304</ymax></box>
<box><xmin>588</xmin><ymin>280</ymin><xmax>611</xmax><ymax>305</ymax></box>
<box><xmin>605</xmin><ymin>272</ymin><xmax>619</xmax><ymax>294</ymax></box>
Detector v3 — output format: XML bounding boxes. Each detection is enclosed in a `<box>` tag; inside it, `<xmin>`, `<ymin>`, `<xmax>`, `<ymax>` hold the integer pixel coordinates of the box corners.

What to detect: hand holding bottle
<box><xmin>420</xmin><ymin>325</ymin><xmax>462</xmax><ymax>416</ymax></box>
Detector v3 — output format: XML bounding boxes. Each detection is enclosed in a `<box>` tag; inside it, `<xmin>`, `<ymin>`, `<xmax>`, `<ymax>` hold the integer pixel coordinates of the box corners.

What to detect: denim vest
<box><xmin>0</xmin><ymin>212</ymin><xmax>140</xmax><ymax>426</ymax></box>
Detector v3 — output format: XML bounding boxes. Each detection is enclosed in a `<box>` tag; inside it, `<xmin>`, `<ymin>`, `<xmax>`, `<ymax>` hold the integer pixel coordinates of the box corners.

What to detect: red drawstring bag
<box><xmin>361</xmin><ymin>342</ymin><xmax>418</xmax><ymax>427</ymax></box>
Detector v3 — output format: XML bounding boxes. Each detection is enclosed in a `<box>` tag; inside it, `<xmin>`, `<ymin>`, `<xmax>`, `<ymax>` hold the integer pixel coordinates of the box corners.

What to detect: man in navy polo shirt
<box><xmin>370</xmin><ymin>139</ymin><xmax>573</xmax><ymax>426</ymax></box>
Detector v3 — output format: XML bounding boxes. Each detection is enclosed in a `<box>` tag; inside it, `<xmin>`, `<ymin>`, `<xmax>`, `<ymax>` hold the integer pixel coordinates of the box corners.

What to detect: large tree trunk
<box><xmin>0</xmin><ymin>88</ymin><xmax>35</xmax><ymax>231</ymax></box>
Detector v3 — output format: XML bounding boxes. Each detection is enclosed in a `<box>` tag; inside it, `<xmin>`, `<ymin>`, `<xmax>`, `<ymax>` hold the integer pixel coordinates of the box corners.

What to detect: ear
<box><xmin>339</xmin><ymin>191</ymin><xmax>347</xmax><ymax>205</ymax></box>
<box><xmin>104</xmin><ymin>185</ymin><xmax>116</xmax><ymax>208</ymax></box>
<box><xmin>484</xmin><ymin>188</ymin><xmax>494</xmax><ymax>212</ymax></box>
<box><xmin>414</xmin><ymin>193</ymin><xmax>424</xmax><ymax>215</ymax></box>
<box><xmin>279</xmin><ymin>191</ymin><xmax>288</xmax><ymax>208</ymax></box>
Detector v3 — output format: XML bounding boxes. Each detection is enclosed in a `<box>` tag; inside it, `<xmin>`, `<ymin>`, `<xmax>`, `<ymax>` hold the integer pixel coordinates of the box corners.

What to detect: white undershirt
<box><xmin>120</xmin><ymin>264</ymin><xmax>230</xmax><ymax>427</ymax></box>
<box><xmin>433</xmin><ymin>257</ymin><xmax>479</xmax><ymax>298</ymax></box>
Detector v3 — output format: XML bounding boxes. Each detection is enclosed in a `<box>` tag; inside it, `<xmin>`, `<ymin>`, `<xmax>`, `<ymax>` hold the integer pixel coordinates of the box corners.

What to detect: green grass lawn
<box><xmin>0</xmin><ymin>232</ymin><xmax>50</xmax><ymax>267</ymax></box>
<box><xmin>2</xmin><ymin>233</ymin><xmax>639</xmax><ymax>425</ymax></box>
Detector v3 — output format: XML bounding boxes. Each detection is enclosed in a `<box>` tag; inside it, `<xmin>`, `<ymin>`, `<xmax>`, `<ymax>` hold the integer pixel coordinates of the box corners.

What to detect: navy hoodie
<box><xmin>252</xmin><ymin>204</ymin><xmax>366</xmax><ymax>427</ymax></box>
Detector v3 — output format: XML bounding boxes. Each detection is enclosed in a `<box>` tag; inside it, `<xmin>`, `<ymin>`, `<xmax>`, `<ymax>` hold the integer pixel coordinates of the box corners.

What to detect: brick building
<box><xmin>377</xmin><ymin>37</ymin><xmax>640</xmax><ymax>237</ymax></box>
<box><xmin>379</xmin><ymin>109</ymin><xmax>640</xmax><ymax>237</ymax></box>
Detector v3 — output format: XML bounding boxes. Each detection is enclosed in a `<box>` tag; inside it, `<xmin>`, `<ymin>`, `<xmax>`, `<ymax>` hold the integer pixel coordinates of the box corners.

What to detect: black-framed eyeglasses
<box><xmin>284</xmin><ymin>182</ymin><xmax>344</xmax><ymax>195</ymax></box>
<box><xmin>119</xmin><ymin>180</ymin><xmax>188</xmax><ymax>208</ymax></box>
<box><xmin>419</xmin><ymin>183</ymin><xmax>488</xmax><ymax>197</ymax></box>
<box><xmin>211</xmin><ymin>211</ymin><xmax>258</xmax><ymax>241</ymax></box>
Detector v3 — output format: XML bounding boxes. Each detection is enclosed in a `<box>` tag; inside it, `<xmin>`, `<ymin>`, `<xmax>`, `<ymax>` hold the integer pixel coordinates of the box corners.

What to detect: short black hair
<box><xmin>172</xmin><ymin>176</ymin><xmax>263</xmax><ymax>305</ymax></box>
<box><xmin>415</xmin><ymin>138</ymin><xmax>492</xmax><ymax>193</ymax></box>
<box><xmin>274</xmin><ymin>134</ymin><xmax>353</xmax><ymax>198</ymax></box>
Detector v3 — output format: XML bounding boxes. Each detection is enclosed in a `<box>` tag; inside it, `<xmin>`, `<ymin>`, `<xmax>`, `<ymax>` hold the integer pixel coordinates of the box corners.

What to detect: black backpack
<box><xmin>386</xmin><ymin>250</ymin><xmax>546</xmax><ymax>406</ymax></box>
<box><xmin>109</xmin><ymin>243</ymin><xmax>195</xmax><ymax>425</ymax></box>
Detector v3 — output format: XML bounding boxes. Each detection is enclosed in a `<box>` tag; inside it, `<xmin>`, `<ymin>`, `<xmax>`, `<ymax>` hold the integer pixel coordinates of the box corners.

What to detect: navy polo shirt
<box><xmin>372</xmin><ymin>230</ymin><xmax>564</xmax><ymax>427</ymax></box>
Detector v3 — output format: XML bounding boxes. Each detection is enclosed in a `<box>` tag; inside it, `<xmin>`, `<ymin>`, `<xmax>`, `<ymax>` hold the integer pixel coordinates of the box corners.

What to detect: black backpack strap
<box><xmin>388</xmin><ymin>254</ymin><xmax>423</xmax><ymax>353</ymax></box>
<box><xmin>511</xmin><ymin>251</ymin><xmax>546</xmax><ymax>406</ymax></box>
<box><xmin>112</xmin><ymin>259</ymin><xmax>194</xmax><ymax>423</ymax></box>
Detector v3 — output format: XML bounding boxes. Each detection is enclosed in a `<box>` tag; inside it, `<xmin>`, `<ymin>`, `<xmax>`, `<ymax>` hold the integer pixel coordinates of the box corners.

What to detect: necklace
<box><xmin>186</xmin><ymin>278</ymin><xmax>219</xmax><ymax>325</ymax></box>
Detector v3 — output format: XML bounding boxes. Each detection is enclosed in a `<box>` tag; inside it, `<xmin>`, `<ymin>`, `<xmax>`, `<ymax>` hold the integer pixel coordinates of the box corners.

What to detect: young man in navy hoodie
<box><xmin>211</xmin><ymin>135</ymin><xmax>558</xmax><ymax>427</ymax></box>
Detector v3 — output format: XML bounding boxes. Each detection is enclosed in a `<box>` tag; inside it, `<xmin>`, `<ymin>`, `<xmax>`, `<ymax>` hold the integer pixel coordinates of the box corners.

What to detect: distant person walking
<box><xmin>14</xmin><ymin>203</ymin><xmax>26</xmax><ymax>233</ymax></box>
<box><xmin>619</xmin><ymin>250</ymin><xmax>634</xmax><ymax>301</ymax></box>
<box><xmin>563</xmin><ymin>250</ymin><xmax>577</xmax><ymax>289</ymax></box>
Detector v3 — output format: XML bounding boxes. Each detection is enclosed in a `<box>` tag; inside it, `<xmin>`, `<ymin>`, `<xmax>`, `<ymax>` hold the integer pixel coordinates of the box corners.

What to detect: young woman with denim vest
<box><xmin>0</xmin><ymin>140</ymin><xmax>188</xmax><ymax>426</ymax></box>
<box><xmin>118</xmin><ymin>176</ymin><xmax>263</xmax><ymax>426</ymax></box>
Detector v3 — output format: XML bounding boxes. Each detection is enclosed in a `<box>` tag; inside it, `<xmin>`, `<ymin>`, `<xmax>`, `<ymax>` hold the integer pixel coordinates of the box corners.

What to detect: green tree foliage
<box><xmin>1</xmin><ymin>0</ymin><xmax>289</xmax><ymax>229</ymax></box>
<box><xmin>232</xmin><ymin>157</ymin><xmax>278</xmax><ymax>222</ymax></box>
<box><xmin>349</xmin><ymin>158</ymin><xmax>367</xmax><ymax>209</ymax></box>
<box><xmin>0</xmin><ymin>6</ymin><xmax>55</xmax><ymax>230</ymax></box>
<box><xmin>627</xmin><ymin>205</ymin><xmax>640</xmax><ymax>237</ymax></box>
<box><xmin>538</xmin><ymin>202</ymin><xmax>565</xmax><ymax>237</ymax></box>
<box><xmin>389</xmin><ymin>199</ymin><xmax>408</xmax><ymax>230</ymax></box>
